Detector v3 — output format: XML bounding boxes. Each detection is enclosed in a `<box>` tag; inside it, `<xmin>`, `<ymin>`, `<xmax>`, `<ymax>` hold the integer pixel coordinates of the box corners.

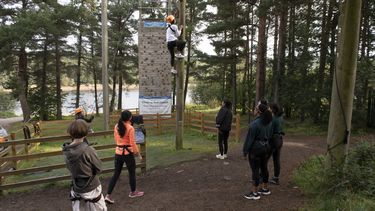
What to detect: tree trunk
<box><xmin>183</xmin><ymin>25</ymin><xmax>192</xmax><ymax>104</ymax></box>
<box><xmin>255</xmin><ymin>3</ymin><xmax>267</xmax><ymax>104</ymax></box>
<box><xmin>110</xmin><ymin>66</ymin><xmax>117</xmax><ymax>112</ymax></box>
<box><xmin>327</xmin><ymin>0</ymin><xmax>362</xmax><ymax>168</ymax></box>
<box><xmin>272</xmin><ymin>14</ymin><xmax>279</xmax><ymax>101</ymax></box>
<box><xmin>299</xmin><ymin>2</ymin><xmax>312</xmax><ymax>122</ymax></box>
<box><xmin>274</xmin><ymin>4</ymin><xmax>287</xmax><ymax>104</ymax></box>
<box><xmin>75</xmin><ymin>32</ymin><xmax>83</xmax><ymax>108</ymax></box>
<box><xmin>242</xmin><ymin>4</ymin><xmax>251</xmax><ymax>115</ymax></box>
<box><xmin>18</xmin><ymin>46</ymin><xmax>31</xmax><ymax>121</ymax></box>
<box><xmin>55</xmin><ymin>38</ymin><xmax>62</xmax><ymax>120</ymax></box>
<box><xmin>118</xmin><ymin>50</ymin><xmax>124</xmax><ymax>111</ymax></box>
<box><xmin>231</xmin><ymin>7</ymin><xmax>237</xmax><ymax>114</ymax></box>
<box><xmin>315</xmin><ymin>0</ymin><xmax>329</xmax><ymax>123</ymax></box>
<box><xmin>41</xmin><ymin>36</ymin><xmax>49</xmax><ymax>120</ymax></box>
<box><xmin>248</xmin><ymin>4</ymin><xmax>255</xmax><ymax>118</ymax></box>
<box><xmin>90</xmin><ymin>33</ymin><xmax>100</xmax><ymax>116</ymax></box>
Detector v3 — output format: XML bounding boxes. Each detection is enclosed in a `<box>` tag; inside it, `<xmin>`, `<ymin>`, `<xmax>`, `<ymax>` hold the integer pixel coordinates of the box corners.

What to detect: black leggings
<box><xmin>248</xmin><ymin>147</ymin><xmax>269</xmax><ymax>187</ymax></box>
<box><xmin>218</xmin><ymin>130</ymin><xmax>229</xmax><ymax>155</ymax></box>
<box><xmin>107</xmin><ymin>154</ymin><xmax>136</xmax><ymax>194</ymax></box>
<box><xmin>167</xmin><ymin>40</ymin><xmax>185</xmax><ymax>67</ymax></box>
<box><xmin>271</xmin><ymin>136</ymin><xmax>283</xmax><ymax>177</ymax></box>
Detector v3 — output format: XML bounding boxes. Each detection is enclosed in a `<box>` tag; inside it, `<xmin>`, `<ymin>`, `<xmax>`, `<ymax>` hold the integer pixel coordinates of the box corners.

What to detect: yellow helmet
<box><xmin>166</xmin><ymin>15</ymin><xmax>175</xmax><ymax>23</ymax></box>
<box><xmin>74</xmin><ymin>107</ymin><xmax>83</xmax><ymax>115</ymax></box>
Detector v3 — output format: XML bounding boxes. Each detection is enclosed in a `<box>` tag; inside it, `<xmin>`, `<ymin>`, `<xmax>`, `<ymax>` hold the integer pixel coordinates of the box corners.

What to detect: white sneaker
<box><xmin>175</xmin><ymin>53</ymin><xmax>184</xmax><ymax>58</ymax></box>
<box><xmin>171</xmin><ymin>68</ymin><xmax>177</xmax><ymax>74</ymax></box>
<box><xmin>216</xmin><ymin>154</ymin><xmax>224</xmax><ymax>159</ymax></box>
<box><xmin>223</xmin><ymin>154</ymin><xmax>228</xmax><ymax>159</ymax></box>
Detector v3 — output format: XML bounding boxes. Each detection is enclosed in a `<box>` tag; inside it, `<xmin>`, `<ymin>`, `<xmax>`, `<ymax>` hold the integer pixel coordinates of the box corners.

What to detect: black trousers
<box><xmin>107</xmin><ymin>154</ymin><xmax>136</xmax><ymax>194</ymax></box>
<box><xmin>218</xmin><ymin>130</ymin><xmax>229</xmax><ymax>155</ymax></box>
<box><xmin>248</xmin><ymin>146</ymin><xmax>269</xmax><ymax>187</ymax></box>
<box><xmin>270</xmin><ymin>136</ymin><xmax>283</xmax><ymax>178</ymax></box>
<box><xmin>167</xmin><ymin>40</ymin><xmax>186</xmax><ymax>67</ymax></box>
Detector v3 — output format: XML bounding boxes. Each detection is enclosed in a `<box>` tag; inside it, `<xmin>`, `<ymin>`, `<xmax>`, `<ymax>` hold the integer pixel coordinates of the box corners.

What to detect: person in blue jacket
<box><xmin>243</xmin><ymin>102</ymin><xmax>273</xmax><ymax>200</ymax></box>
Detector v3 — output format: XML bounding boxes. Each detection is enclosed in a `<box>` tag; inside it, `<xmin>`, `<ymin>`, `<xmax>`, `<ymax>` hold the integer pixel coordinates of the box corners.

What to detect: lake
<box><xmin>14</xmin><ymin>89</ymin><xmax>192</xmax><ymax>116</ymax></box>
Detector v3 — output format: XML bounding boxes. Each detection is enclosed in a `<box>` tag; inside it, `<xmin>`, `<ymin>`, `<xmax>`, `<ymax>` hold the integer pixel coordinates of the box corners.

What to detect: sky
<box><xmin>58</xmin><ymin>0</ymin><xmax>216</xmax><ymax>55</ymax></box>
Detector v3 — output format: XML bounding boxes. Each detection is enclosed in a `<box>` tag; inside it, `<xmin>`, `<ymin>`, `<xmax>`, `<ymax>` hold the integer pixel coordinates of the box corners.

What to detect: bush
<box><xmin>293</xmin><ymin>141</ymin><xmax>375</xmax><ymax>210</ymax></box>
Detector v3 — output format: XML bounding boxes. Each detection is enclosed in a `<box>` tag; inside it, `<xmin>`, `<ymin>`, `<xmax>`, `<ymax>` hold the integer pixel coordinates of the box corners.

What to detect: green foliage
<box><xmin>191</xmin><ymin>81</ymin><xmax>222</xmax><ymax>104</ymax></box>
<box><xmin>0</xmin><ymin>92</ymin><xmax>15</xmax><ymax>115</ymax></box>
<box><xmin>292</xmin><ymin>141</ymin><xmax>375</xmax><ymax>210</ymax></box>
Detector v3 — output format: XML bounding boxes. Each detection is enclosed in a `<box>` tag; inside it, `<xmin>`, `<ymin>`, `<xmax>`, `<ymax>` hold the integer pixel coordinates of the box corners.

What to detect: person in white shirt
<box><xmin>166</xmin><ymin>15</ymin><xmax>185</xmax><ymax>74</ymax></box>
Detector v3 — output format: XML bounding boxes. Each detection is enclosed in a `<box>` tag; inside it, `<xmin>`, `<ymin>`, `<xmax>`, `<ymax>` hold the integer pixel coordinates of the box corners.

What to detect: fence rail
<box><xmin>0</xmin><ymin>131</ymin><xmax>146</xmax><ymax>193</ymax></box>
<box><xmin>110</xmin><ymin>111</ymin><xmax>241</xmax><ymax>141</ymax></box>
<box><xmin>0</xmin><ymin>110</ymin><xmax>240</xmax><ymax>193</ymax></box>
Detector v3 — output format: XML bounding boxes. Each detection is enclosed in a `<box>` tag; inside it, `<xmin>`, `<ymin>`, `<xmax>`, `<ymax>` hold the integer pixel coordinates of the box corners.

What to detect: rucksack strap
<box><xmin>167</xmin><ymin>24</ymin><xmax>176</xmax><ymax>33</ymax></box>
<box><xmin>117</xmin><ymin>145</ymin><xmax>133</xmax><ymax>155</ymax></box>
<box><xmin>70</xmin><ymin>193</ymin><xmax>102</xmax><ymax>203</ymax></box>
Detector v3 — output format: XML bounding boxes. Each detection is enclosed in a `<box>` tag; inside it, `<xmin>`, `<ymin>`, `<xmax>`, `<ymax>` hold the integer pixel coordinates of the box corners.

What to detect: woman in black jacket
<box><xmin>243</xmin><ymin>102</ymin><xmax>273</xmax><ymax>200</ymax></box>
<box><xmin>215</xmin><ymin>100</ymin><xmax>233</xmax><ymax>159</ymax></box>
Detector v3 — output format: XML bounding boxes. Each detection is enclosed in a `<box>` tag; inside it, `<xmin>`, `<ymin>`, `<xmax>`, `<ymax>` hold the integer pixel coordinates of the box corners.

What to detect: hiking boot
<box><xmin>270</xmin><ymin>177</ymin><xmax>280</xmax><ymax>185</ymax></box>
<box><xmin>104</xmin><ymin>195</ymin><xmax>115</xmax><ymax>204</ymax></box>
<box><xmin>129</xmin><ymin>190</ymin><xmax>144</xmax><ymax>198</ymax></box>
<box><xmin>243</xmin><ymin>192</ymin><xmax>260</xmax><ymax>200</ymax></box>
<box><xmin>216</xmin><ymin>154</ymin><xmax>225</xmax><ymax>160</ymax></box>
<box><xmin>258</xmin><ymin>188</ymin><xmax>271</xmax><ymax>195</ymax></box>
<box><xmin>171</xmin><ymin>68</ymin><xmax>177</xmax><ymax>74</ymax></box>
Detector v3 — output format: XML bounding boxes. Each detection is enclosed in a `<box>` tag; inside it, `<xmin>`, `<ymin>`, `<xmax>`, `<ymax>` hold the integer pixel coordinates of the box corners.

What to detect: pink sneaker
<box><xmin>129</xmin><ymin>190</ymin><xmax>144</xmax><ymax>198</ymax></box>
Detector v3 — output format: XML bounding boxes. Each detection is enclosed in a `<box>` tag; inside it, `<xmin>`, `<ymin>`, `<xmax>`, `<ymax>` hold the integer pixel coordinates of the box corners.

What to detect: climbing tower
<box><xmin>138</xmin><ymin>0</ymin><xmax>175</xmax><ymax>114</ymax></box>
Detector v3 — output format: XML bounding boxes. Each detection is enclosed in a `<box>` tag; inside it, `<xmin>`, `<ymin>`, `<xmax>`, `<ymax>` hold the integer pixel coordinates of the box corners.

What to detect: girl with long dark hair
<box><xmin>243</xmin><ymin>102</ymin><xmax>273</xmax><ymax>200</ymax></box>
<box><xmin>105</xmin><ymin>110</ymin><xmax>144</xmax><ymax>204</ymax></box>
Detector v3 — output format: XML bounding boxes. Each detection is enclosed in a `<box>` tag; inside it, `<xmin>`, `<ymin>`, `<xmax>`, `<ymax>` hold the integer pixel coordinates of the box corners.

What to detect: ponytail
<box><xmin>117</xmin><ymin>110</ymin><xmax>132</xmax><ymax>137</ymax></box>
<box><xmin>258</xmin><ymin>103</ymin><xmax>272</xmax><ymax>125</ymax></box>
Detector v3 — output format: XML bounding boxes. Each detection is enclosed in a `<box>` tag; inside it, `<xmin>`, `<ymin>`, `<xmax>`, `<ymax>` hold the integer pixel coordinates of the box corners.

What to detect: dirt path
<box><xmin>0</xmin><ymin>135</ymin><xmax>325</xmax><ymax>211</ymax></box>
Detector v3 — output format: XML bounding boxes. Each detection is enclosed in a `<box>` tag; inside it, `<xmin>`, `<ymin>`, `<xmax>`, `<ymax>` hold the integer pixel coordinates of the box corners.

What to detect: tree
<box><xmin>255</xmin><ymin>0</ymin><xmax>269</xmax><ymax>104</ymax></box>
<box><xmin>327</xmin><ymin>0</ymin><xmax>362</xmax><ymax>167</ymax></box>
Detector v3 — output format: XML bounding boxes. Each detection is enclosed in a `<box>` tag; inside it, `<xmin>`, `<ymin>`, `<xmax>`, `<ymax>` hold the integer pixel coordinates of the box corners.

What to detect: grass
<box><xmin>2</xmin><ymin>113</ymin><xmax>237</xmax><ymax>194</ymax></box>
<box><xmin>292</xmin><ymin>141</ymin><xmax>375</xmax><ymax>210</ymax></box>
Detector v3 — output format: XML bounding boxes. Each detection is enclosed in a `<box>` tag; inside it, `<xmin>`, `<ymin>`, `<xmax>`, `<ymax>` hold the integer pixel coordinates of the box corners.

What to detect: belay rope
<box><xmin>327</xmin><ymin>67</ymin><xmax>350</xmax><ymax>156</ymax></box>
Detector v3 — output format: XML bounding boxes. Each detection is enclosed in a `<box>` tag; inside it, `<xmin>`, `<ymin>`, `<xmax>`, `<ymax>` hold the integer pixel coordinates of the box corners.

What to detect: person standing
<box><xmin>75</xmin><ymin>107</ymin><xmax>95</xmax><ymax>133</ymax></box>
<box><xmin>215</xmin><ymin>100</ymin><xmax>233</xmax><ymax>159</ymax></box>
<box><xmin>62</xmin><ymin>119</ymin><xmax>107</xmax><ymax>211</ymax></box>
<box><xmin>105</xmin><ymin>110</ymin><xmax>144</xmax><ymax>204</ymax></box>
<box><xmin>269</xmin><ymin>103</ymin><xmax>284</xmax><ymax>185</ymax></box>
<box><xmin>243</xmin><ymin>102</ymin><xmax>273</xmax><ymax>200</ymax></box>
<box><xmin>166</xmin><ymin>15</ymin><xmax>185</xmax><ymax>74</ymax></box>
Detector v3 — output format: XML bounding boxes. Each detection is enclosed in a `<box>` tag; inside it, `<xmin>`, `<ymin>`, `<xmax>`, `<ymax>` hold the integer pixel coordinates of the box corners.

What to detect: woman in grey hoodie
<box><xmin>63</xmin><ymin>119</ymin><xmax>107</xmax><ymax>211</ymax></box>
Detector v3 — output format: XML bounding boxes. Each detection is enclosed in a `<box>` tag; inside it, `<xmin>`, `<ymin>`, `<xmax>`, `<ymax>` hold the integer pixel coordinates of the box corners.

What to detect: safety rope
<box><xmin>327</xmin><ymin>65</ymin><xmax>350</xmax><ymax>155</ymax></box>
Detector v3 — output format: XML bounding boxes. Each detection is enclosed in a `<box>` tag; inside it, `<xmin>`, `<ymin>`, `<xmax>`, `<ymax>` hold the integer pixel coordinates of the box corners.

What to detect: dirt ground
<box><xmin>0</xmin><ymin>135</ymin><xmax>326</xmax><ymax>211</ymax></box>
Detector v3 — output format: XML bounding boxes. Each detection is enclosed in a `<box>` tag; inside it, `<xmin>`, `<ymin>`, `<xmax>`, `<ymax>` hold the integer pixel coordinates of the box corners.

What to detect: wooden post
<box><xmin>11</xmin><ymin>143</ymin><xmax>17</xmax><ymax>170</ymax></box>
<box><xmin>188</xmin><ymin>110</ymin><xmax>191</xmax><ymax>129</ymax></box>
<box><xmin>140</xmin><ymin>143</ymin><xmax>146</xmax><ymax>174</ymax></box>
<box><xmin>0</xmin><ymin>175</ymin><xmax>3</xmax><ymax>196</ymax></box>
<box><xmin>101</xmin><ymin>0</ymin><xmax>109</xmax><ymax>131</ymax></box>
<box><xmin>200</xmin><ymin>112</ymin><xmax>204</xmax><ymax>133</ymax></box>
<box><xmin>24</xmin><ymin>143</ymin><xmax>29</xmax><ymax>155</ymax></box>
<box><xmin>235</xmin><ymin>114</ymin><xmax>240</xmax><ymax>142</ymax></box>
<box><xmin>327</xmin><ymin>0</ymin><xmax>362</xmax><ymax>168</ymax></box>
<box><xmin>156</xmin><ymin>113</ymin><xmax>161</xmax><ymax>135</ymax></box>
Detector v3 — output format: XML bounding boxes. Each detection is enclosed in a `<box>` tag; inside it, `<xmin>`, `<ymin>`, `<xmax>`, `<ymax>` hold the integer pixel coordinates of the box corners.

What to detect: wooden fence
<box><xmin>0</xmin><ymin>110</ymin><xmax>240</xmax><ymax>193</ymax></box>
<box><xmin>110</xmin><ymin>111</ymin><xmax>241</xmax><ymax>141</ymax></box>
<box><xmin>0</xmin><ymin>131</ymin><xmax>146</xmax><ymax>193</ymax></box>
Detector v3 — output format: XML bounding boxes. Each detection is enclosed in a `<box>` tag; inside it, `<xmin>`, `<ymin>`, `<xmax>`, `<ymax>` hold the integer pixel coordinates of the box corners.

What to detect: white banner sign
<box><xmin>139</xmin><ymin>96</ymin><xmax>172</xmax><ymax>114</ymax></box>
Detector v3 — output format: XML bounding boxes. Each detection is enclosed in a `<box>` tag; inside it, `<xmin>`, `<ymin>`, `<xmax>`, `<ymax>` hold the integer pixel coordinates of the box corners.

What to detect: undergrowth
<box><xmin>292</xmin><ymin>141</ymin><xmax>375</xmax><ymax>210</ymax></box>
